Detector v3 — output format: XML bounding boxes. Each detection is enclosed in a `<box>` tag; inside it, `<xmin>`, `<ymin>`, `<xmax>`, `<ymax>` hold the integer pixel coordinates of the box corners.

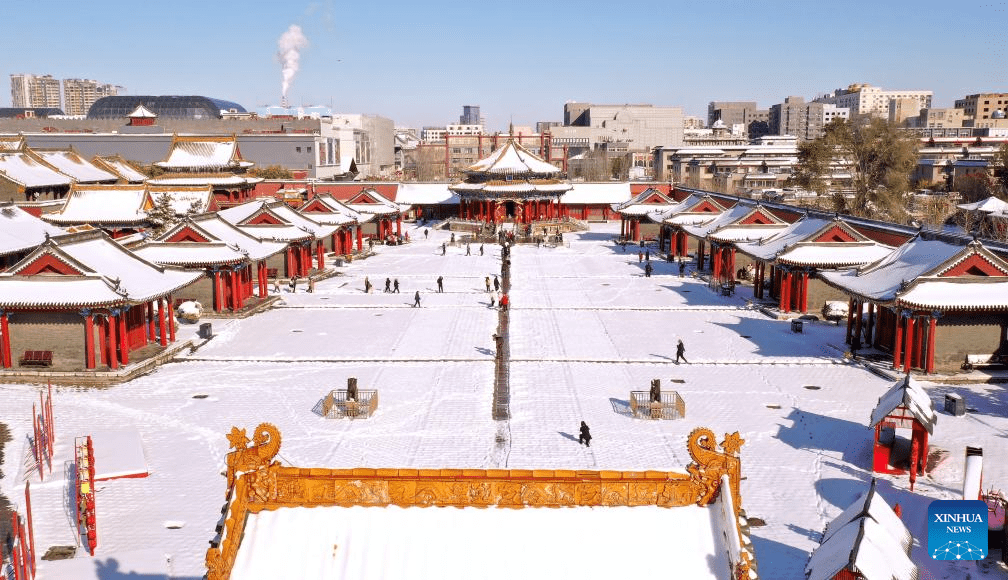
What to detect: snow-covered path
<box><xmin>2</xmin><ymin>221</ymin><xmax>1007</xmax><ymax>579</ymax></box>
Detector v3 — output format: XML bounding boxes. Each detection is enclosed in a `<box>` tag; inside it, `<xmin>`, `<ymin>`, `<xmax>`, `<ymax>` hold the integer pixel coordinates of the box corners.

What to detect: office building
<box><xmin>814</xmin><ymin>84</ymin><xmax>932</xmax><ymax>118</ymax></box>
<box><xmin>10</xmin><ymin>74</ymin><xmax>61</xmax><ymax>109</ymax></box>
<box><xmin>63</xmin><ymin>79</ymin><xmax>123</xmax><ymax>116</ymax></box>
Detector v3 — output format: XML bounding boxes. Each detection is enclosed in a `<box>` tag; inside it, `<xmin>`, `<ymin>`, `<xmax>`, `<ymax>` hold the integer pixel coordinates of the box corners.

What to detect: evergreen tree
<box><xmin>147</xmin><ymin>193</ymin><xmax>178</xmax><ymax>238</ymax></box>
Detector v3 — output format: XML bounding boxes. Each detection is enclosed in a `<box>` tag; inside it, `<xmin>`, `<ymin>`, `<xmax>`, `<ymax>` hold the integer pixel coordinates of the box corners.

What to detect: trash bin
<box><xmin>944</xmin><ymin>393</ymin><xmax>965</xmax><ymax>416</ymax></box>
<box><xmin>199</xmin><ymin>322</ymin><xmax>213</xmax><ymax>339</ymax></box>
<box><xmin>790</xmin><ymin>320</ymin><xmax>803</xmax><ymax>333</ymax></box>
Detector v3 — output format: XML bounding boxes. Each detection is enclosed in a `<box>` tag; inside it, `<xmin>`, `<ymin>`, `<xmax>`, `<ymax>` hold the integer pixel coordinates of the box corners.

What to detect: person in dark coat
<box><xmin>364</xmin><ymin>276</ymin><xmax>371</xmax><ymax>293</ymax></box>
<box><xmin>675</xmin><ymin>339</ymin><xmax>688</xmax><ymax>364</ymax></box>
<box><xmin>493</xmin><ymin>276</ymin><xmax>500</xmax><ymax>291</ymax></box>
<box><xmin>645</xmin><ymin>249</ymin><xmax>650</xmax><ymax>261</ymax></box>
<box><xmin>424</xmin><ymin>228</ymin><xmax>429</xmax><ymax>239</ymax></box>
<box><xmin>393</xmin><ymin>278</ymin><xmax>400</xmax><ymax>293</ymax></box>
<box><xmin>851</xmin><ymin>332</ymin><xmax>862</xmax><ymax>358</ymax></box>
<box><xmin>437</xmin><ymin>276</ymin><xmax>444</xmax><ymax>293</ymax></box>
<box><xmin>442</xmin><ymin>243</ymin><xmax>447</xmax><ymax>256</ymax></box>
<box><xmin>479</xmin><ymin>244</ymin><xmax>484</xmax><ymax>256</ymax></box>
<box><xmin>679</xmin><ymin>259</ymin><xmax>685</xmax><ymax>278</ymax></box>
<box><xmin>413</xmin><ymin>291</ymin><xmax>421</xmax><ymax>307</ymax></box>
<box><xmin>579</xmin><ymin>421</ymin><xmax>592</xmax><ymax>447</ymax></box>
<box><xmin>290</xmin><ymin>276</ymin><xmax>298</xmax><ymax>292</ymax></box>
<box><xmin>645</xmin><ymin>262</ymin><xmax>653</xmax><ymax>277</ymax></box>
<box><xmin>466</xmin><ymin>243</ymin><xmax>471</xmax><ymax>256</ymax></box>
<box><xmin>450</xmin><ymin>233</ymin><xmax>455</xmax><ymax>244</ymax></box>
<box><xmin>384</xmin><ymin>278</ymin><xmax>391</xmax><ymax>293</ymax></box>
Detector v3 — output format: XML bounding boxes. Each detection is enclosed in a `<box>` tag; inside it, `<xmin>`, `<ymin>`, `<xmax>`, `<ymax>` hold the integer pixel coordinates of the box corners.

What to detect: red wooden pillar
<box><xmin>397</xmin><ymin>216</ymin><xmax>402</xmax><ymax>237</ymax></box>
<box><xmin>845</xmin><ymin>298</ymin><xmax>854</xmax><ymax>344</ymax></box>
<box><xmin>913</xmin><ymin>317</ymin><xmax>924</xmax><ymax>369</ymax></box>
<box><xmin>145</xmin><ymin>302</ymin><xmax>154</xmax><ymax>343</ymax></box>
<box><xmin>0</xmin><ymin>311</ymin><xmax>10</xmax><ymax>369</ymax></box>
<box><xmin>107</xmin><ymin>312</ymin><xmax>119</xmax><ymax>370</ymax></box>
<box><xmin>620</xmin><ymin>218</ymin><xmax>625</xmax><ymax>238</ymax></box>
<box><xmin>712</xmin><ymin>246</ymin><xmax>721</xmax><ymax>280</ymax></box>
<box><xmin>213</xmin><ymin>270</ymin><xmax>223</xmax><ymax>312</ymax></box>
<box><xmin>168</xmin><ymin>295</ymin><xmax>176</xmax><ymax>343</ymax></box>
<box><xmin>780</xmin><ymin>272</ymin><xmax>791</xmax><ymax>313</ymax></box>
<box><xmin>729</xmin><ymin>249</ymin><xmax>736</xmax><ymax>283</ymax></box>
<box><xmin>97</xmin><ymin>315</ymin><xmax>108</xmax><ymax>366</ymax></box>
<box><xmin>259</xmin><ymin>262</ymin><xmax>267</xmax><ymax>298</ymax></box>
<box><xmin>926</xmin><ymin>315</ymin><xmax>937</xmax><ymax>374</ymax></box>
<box><xmin>697</xmin><ymin>240</ymin><xmax>705</xmax><ymax>270</ymax></box>
<box><xmin>25</xmin><ymin>482</ymin><xmax>35</xmax><ymax>577</ymax></box>
<box><xmin>458</xmin><ymin>200</ymin><xmax>464</xmax><ymax>219</ymax></box>
<box><xmin>356</xmin><ymin>226</ymin><xmax>362</xmax><ymax>251</ymax></box>
<box><xmin>158</xmin><ymin>299</ymin><xmax>168</xmax><ymax>347</ymax></box>
<box><xmin>865</xmin><ymin>303</ymin><xmax>875</xmax><ymax>345</ymax></box>
<box><xmin>84</xmin><ymin>312</ymin><xmax>95</xmax><ymax>369</ymax></box>
<box><xmin>317</xmin><ymin>241</ymin><xmax>325</xmax><ymax>270</ymax></box>
<box><xmin>118</xmin><ymin>310</ymin><xmax>128</xmax><ymax>365</ymax></box>
<box><xmin>893</xmin><ymin>313</ymin><xmax>903</xmax><ymax>369</ymax></box>
<box><xmin>854</xmin><ymin>298</ymin><xmax>864</xmax><ymax>343</ymax></box>
<box><xmin>231</xmin><ymin>269</ymin><xmax>241</xmax><ymax>310</ymax></box>
<box><xmin>903</xmin><ymin>316</ymin><xmax>915</xmax><ymax>372</ymax></box>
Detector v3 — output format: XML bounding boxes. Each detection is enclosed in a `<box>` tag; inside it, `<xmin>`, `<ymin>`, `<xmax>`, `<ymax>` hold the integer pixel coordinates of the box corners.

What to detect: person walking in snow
<box><xmin>466</xmin><ymin>243</ymin><xmax>471</xmax><ymax>256</ymax></box>
<box><xmin>273</xmin><ymin>277</ymin><xmax>281</xmax><ymax>294</ymax></box>
<box><xmin>679</xmin><ymin>259</ymin><xmax>685</xmax><ymax>278</ymax></box>
<box><xmin>437</xmin><ymin>276</ymin><xmax>444</xmax><ymax>293</ymax></box>
<box><xmin>424</xmin><ymin>228</ymin><xmax>429</xmax><ymax>239</ymax></box>
<box><xmin>413</xmin><ymin>290</ymin><xmax>421</xmax><ymax>308</ymax></box>
<box><xmin>489</xmin><ymin>293</ymin><xmax>496</xmax><ymax>308</ymax></box>
<box><xmin>493</xmin><ymin>276</ymin><xmax>500</xmax><ymax>292</ymax></box>
<box><xmin>579</xmin><ymin>421</ymin><xmax>592</xmax><ymax>447</ymax></box>
<box><xmin>308</xmin><ymin>278</ymin><xmax>315</xmax><ymax>293</ymax></box>
<box><xmin>364</xmin><ymin>276</ymin><xmax>372</xmax><ymax>293</ymax></box>
<box><xmin>384</xmin><ymin>277</ymin><xmax>392</xmax><ymax>293</ymax></box>
<box><xmin>451</xmin><ymin>232</ymin><xmax>456</xmax><ymax>244</ymax></box>
<box><xmin>479</xmin><ymin>244</ymin><xmax>484</xmax><ymax>256</ymax></box>
<box><xmin>442</xmin><ymin>242</ymin><xmax>447</xmax><ymax>256</ymax></box>
<box><xmin>645</xmin><ymin>262</ymin><xmax>653</xmax><ymax>278</ymax></box>
<box><xmin>393</xmin><ymin>278</ymin><xmax>400</xmax><ymax>293</ymax></box>
<box><xmin>499</xmin><ymin>293</ymin><xmax>509</xmax><ymax>311</ymax></box>
<box><xmin>638</xmin><ymin>251</ymin><xmax>643</xmax><ymax>263</ymax></box>
<box><xmin>485</xmin><ymin>276</ymin><xmax>492</xmax><ymax>292</ymax></box>
<box><xmin>290</xmin><ymin>276</ymin><xmax>298</xmax><ymax>293</ymax></box>
<box><xmin>645</xmin><ymin>248</ymin><xmax>650</xmax><ymax>261</ymax></box>
<box><xmin>675</xmin><ymin>339</ymin><xmax>688</xmax><ymax>364</ymax></box>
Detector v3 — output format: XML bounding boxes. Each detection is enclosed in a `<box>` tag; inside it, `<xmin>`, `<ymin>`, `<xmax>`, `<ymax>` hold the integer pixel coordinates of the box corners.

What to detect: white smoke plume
<box><xmin>277</xmin><ymin>25</ymin><xmax>309</xmax><ymax>99</ymax></box>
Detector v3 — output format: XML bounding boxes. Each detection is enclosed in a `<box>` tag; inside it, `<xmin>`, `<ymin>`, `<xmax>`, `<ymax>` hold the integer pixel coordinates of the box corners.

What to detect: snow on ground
<box><xmin>1</xmin><ymin>220</ymin><xmax>1007</xmax><ymax>579</ymax></box>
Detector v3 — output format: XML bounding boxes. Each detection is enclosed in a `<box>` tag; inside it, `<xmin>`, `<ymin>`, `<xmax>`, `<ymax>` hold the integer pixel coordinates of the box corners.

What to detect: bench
<box><xmin>19</xmin><ymin>350</ymin><xmax>53</xmax><ymax>367</ymax></box>
<box><xmin>962</xmin><ymin>354</ymin><xmax>1008</xmax><ymax>371</ymax></box>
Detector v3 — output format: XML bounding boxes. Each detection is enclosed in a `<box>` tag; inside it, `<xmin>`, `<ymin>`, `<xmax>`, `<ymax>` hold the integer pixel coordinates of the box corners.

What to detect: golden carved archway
<box><xmin>206</xmin><ymin>424</ymin><xmax>746</xmax><ymax>579</ymax></box>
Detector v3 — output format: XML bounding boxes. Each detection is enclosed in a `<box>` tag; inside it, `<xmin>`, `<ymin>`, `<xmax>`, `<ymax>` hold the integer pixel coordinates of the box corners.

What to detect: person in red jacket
<box><xmin>500</xmin><ymin>293</ymin><xmax>509</xmax><ymax>310</ymax></box>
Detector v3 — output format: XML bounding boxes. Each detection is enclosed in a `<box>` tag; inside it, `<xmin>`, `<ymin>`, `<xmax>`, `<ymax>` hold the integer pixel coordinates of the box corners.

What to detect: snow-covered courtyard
<box><xmin>3</xmin><ymin>221</ymin><xmax>1008</xmax><ymax>579</ymax></box>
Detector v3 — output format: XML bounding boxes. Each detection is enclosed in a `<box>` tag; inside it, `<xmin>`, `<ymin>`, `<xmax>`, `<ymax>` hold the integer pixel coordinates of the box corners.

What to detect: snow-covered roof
<box><xmin>465</xmin><ymin>139</ymin><xmax>562</xmax><ymax>176</ymax></box>
<box><xmin>818</xmin><ymin>236</ymin><xmax>965</xmax><ymax>302</ymax></box>
<box><xmin>0</xmin><ymin>203</ymin><xmax>65</xmax><ymax>256</ymax></box>
<box><xmin>230</xmin><ymin>504</ymin><xmax>730</xmax><ymax>580</ymax></box>
<box><xmin>957</xmin><ymin>196</ymin><xmax>1008</xmax><ymax>214</ymax></box>
<box><xmin>0</xmin><ymin>135</ymin><xmax>25</xmax><ymax>151</ymax></box>
<box><xmin>451</xmin><ymin>181</ymin><xmax>572</xmax><ymax>196</ymax></box>
<box><xmin>394</xmin><ymin>183</ymin><xmax>458</xmax><ymax>205</ymax></box>
<box><xmin>218</xmin><ymin>200</ymin><xmax>323</xmax><ymax>243</ymax></box>
<box><xmin>806</xmin><ymin>517</ymin><xmax>917</xmax><ymax>580</ymax></box>
<box><xmin>0</xmin><ymin>151</ymin><xmax>73</xmax><ymax>188</ymax></box>
<box><xmin>0</xmin><ymin>230</ymin><xmax>202</xmax><ymax>308</ymax></box>
<box><xmin>896</xmin><ymin>276</ymin><xmax>1008</xmax><ymax>311</ymax></box>
<box><xmin>168</xmin><ymin>215</ymin><xmax>287</xmax><ymax>261</ymax></box>
<box><xmin>869</xmin><ymin>374</ymin><xmax>938</xmax><ymax>434</ymax></box>
<box><xmin>560</xmin><ymin>183</ymin><xmax>632</xmax><ymax>205</ymax></box>
<box><xmin>775</xmin><ymin>242</ymin><xmax>895</xmax><ymax>268</ymax></box>
<box><xmin>44</xmin><ymin>184</ymin><xmax>152</xmax><ymax>226</ymax></box>
<box><xmin>612</xmin><ymin>188</ymin><xmax>679</xmax><ymax>217</ymax></box>
<box><xmin>128</xmin><ymin>104</ymin><xmax>156</xmax><ymax>118</ymax></box>
<box><xmin>344</xmin><ymin>189</ymin><xmax>404</xmax><ymax>218</ymax></box>
<box><xmin>681</xmin><ymin>202</ymin><xmax>757</xmax><ymax>239</ymax></box>
<box><xmin>737</xmin><ymin>217</ymin><xmax>843</xmax><ymax>260</ymax></box>
<box><xmin>708</xmin><ymin>224</ymin><xmax>787</xmax><ymax>243</ymax></box>
<box><xmin>298</xmin><ymin>194</ymin><xmax>362</xmax><ymax>226</ymax></box>
<box><xmin>807</xmin><ymin>479</ymin><xmax>916</xmax><ymax>580</ymax></box>
<box><xmin>31</xmin><ymin>150</ymin><xmax>117</xmax><ymax>184</ymax></box>
<box><xmin>154</xmin><ymin>136</ymin><xmax>254</xmax><ymax>171</ymax></box>
<box><xmin>132</xmin><ymin>241</ymin><xmax>246</xmax><ymax>267</ymax></box>
<box><xmin>92</xmin><ymin>156</ymin><xmax>148</xmax><ymax>183</ymax></box>
<box><xmin>147</xmin><ymin>175</ymin><xmax>263</xmax><ymax>187</ymax></box>
<box><xmin>147</xmin><ymin>185</ymin><xmax>216</xmax><ymax>215</ymax></box>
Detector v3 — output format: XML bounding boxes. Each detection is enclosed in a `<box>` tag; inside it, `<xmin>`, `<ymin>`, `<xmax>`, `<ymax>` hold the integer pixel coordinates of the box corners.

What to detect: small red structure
<box><xmin>869</xmin><ymin>374</ymin><xmax>937</xmax><ymax>490</ymax></box>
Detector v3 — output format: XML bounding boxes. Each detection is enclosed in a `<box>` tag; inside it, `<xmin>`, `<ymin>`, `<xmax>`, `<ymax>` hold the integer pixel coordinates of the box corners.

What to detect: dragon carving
<box><xmin>224</xmin><ymin>423</ymin><xmax>282</xmax><ymax>491</ymax></box>
<box><xmin>686</xmin><ymin>426</ymin><xmax>744</xmax><ymax>506</ymax></box>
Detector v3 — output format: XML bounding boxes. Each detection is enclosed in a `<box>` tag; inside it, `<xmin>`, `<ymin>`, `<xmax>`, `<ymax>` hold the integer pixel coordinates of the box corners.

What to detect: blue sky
<box><xmin>4</xmin><ymin>0</ymin><xmax>1006</xmax><ymax>131</ymax></box>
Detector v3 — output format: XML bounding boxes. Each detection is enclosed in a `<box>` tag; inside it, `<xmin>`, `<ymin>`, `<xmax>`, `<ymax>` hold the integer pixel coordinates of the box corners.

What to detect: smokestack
<box><xmin>277</xmin><ymin>24</ymin><xmax>308</xmax><ymax>101</ymax></box>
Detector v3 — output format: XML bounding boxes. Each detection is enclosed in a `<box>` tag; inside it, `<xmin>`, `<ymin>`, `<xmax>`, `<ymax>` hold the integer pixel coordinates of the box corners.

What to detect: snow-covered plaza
<box><xmin>3</xmin><ymin>221</ymin><xmax>1008</xmax><ymax>579</ymax></box>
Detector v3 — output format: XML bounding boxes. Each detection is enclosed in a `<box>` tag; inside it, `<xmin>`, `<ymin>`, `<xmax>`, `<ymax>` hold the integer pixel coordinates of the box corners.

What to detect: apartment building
<box><xmin>10</xmin><ymin>74</ymin><xmax>61</xmax><ymax>109</ymax></box>
<box><xmin>814</xmin><ymin>84</ymin><xmax>932</xmax><ymax>118</ymax></box>
<box><xmin>62</xmin><ymin>79</ymin><xmax>123</xmax><ymax>116</ymax></box>
<box><xmin>954</xmin><ymin>93</ymin><xmax>1008</xmax><ymax>120</ymax></box>
<box><xmin>707</xmin><ymin>101</ymin><xmax>770</xmax><ymax>138</ymax></box>
<box><xmin>768</xmin><ymin>97</ymin><xmax>849</xmax><ymax>141</ymax></box>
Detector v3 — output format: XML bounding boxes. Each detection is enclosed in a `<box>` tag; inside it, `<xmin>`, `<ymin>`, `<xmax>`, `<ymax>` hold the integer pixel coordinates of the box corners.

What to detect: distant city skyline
<box><xmin>3</xmin><ymin>0</ymin><xmax>1005</xmax><ymax>131</ymax></box>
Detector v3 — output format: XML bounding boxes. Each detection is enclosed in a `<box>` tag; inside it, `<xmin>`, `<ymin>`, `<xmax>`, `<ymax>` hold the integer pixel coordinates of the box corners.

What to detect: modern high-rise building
<box><xmin>707</xmin><ymin>101</ymin><xmax>770</xmax><ymax>138</ymax></box>
<box><xmin>459</xmin><ymin>105</ymin><xmax>481</xmax><ymax>125</ymax></box>
<box><xmin>62</xmin><ymin>79</ymin><xmax>123</xmax><ymax>116</ymax></box>
<box><xmin>10</xmin><ymin>74</ymin><xmax>61</xmax><ymax>109</ymax></box>
<box><xmin>768</xmin><ymin>97</ymin><xmax>849</xmax><ymax>141</ymax></box>
<box><xmin>954</xmin><ymin>93</ymin><xmax>1008</xmax><ymax>120</ymax></box>
<box><xmin>813</xmin><ymin>84</ymin><xmax>932</xmax><ymax>118</ymax></box>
